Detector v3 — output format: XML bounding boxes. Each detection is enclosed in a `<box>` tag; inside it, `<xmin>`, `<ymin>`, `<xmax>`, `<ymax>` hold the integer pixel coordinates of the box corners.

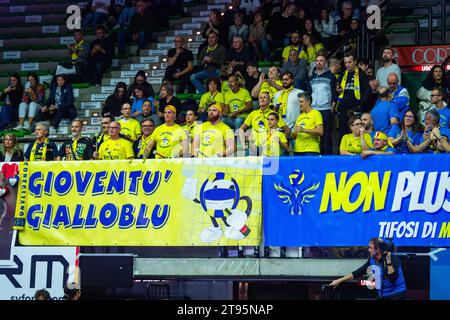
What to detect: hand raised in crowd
<box><xmin>259</xmin><ymin>73</ymin><xmax>266</xmax><ymax>83</ymax></box>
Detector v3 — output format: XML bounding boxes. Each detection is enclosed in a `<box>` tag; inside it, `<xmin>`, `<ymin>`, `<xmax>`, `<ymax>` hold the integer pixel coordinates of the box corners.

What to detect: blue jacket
<box><xmin>391</xmin><ymin>85</ymin><xmax>410</xmax><ymax>120</ymax></box>
<box><xmin>309</xmin><ymin>69</ymin><xmax>337</xmax><ymax>111</ymax></box>
<box><xmin>46</xmin><ymin>83</ymin><xmax>75</xmax><ymax>110</ymax></box>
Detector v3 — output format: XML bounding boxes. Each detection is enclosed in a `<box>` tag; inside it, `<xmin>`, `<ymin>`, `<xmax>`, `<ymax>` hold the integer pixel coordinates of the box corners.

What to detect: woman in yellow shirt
<box><xmin>339</xmin><ymin>116</ymin><xmax>371</xmax><ymax>155</ymax></box>
<box><xmin>299</xmin><ymin>34</ymin><xmax>323</xmax><ymax>65</ymax></box>
<box><xmin>198</xmin><ymin>77</ymin><xmax>224</xmax><ymax>122</ymax></box>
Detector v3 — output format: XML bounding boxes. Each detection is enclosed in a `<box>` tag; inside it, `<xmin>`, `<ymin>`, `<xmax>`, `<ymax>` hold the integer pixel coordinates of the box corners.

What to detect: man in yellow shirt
<box><xmin>282</xmin><ymin>31</ymin><xmax>302</xmax><ymax>65</ymax></box>
<box><xmin>193</xmin><ymin>104</ymin><xmax>235</xmax><ymax>158</ymax></box>
<box><xmin>292</xmin><ymin>92</ymin><xmax>323</xmax><ymax>155</ymax></box>
<box><xmin>239</xmin><ymin>91</ymin><xmax>290</xmax><ymax>155</ymax></box>
<box><xmin>95</xmin><ymin>121</ymin><xmax>134</xmax><ymax>160</ymax></box>
<box><xmin>143</xmin><ymin>105</ymin><xmax>189</xmax><ymax>159</ymax></box>
<box><xmin>223</xmin><ymin>74</ymin><xmax>253</xmax><ymax>130</ymax></box>
<box><xmin>118</xmin><ymin>103</ymin><xmax>142</xmax><ymax>142</ymax></box>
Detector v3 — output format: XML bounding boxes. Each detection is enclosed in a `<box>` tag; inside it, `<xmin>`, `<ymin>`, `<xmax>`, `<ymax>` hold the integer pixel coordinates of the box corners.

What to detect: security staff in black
<box><xmin>329</xmin><ymin>237</ymin><xmax>407</xmax><ymax>300</ymax></box>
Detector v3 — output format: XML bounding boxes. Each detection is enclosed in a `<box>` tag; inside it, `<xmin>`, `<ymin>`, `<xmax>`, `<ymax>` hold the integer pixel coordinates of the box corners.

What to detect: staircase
<box><xmin>0</xmin><ymin>0</ymin><xmax>231</xmax><ymax>139</ymax></box>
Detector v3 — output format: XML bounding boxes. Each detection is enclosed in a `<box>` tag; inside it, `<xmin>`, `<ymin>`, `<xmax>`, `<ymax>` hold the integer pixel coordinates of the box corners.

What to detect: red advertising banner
<box><xmin>394</xmin><ymin>45</ymin><xmax>450</xmax><ymax>72</ymax></box>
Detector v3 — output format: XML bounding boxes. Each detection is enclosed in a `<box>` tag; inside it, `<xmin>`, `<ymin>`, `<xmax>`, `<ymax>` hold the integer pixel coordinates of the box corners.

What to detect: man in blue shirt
<box><xmin>329</xmin><ymin>237</ymin><xmax>407</xmax><ymax>300</ymax></box>
<box><xmin>430</xmin><ymin>87</ymin><xmax>450</xmax><ymax>128</ymax></box>
<box><xmin>370</xmin><ymin>86</ymin><xmax>399</xmax><ymax>135</ymax></box>
<box><xmin>387</xmin><ymin>73</ymin><xmax>409</xmax><ymax>120</ymax></box>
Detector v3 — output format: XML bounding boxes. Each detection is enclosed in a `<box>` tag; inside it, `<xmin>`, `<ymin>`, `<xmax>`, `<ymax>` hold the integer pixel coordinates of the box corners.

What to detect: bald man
<box><xmin>387</xmin><ymin>73</ymin><xmax>409</xmax><ymax>120</ymax></box>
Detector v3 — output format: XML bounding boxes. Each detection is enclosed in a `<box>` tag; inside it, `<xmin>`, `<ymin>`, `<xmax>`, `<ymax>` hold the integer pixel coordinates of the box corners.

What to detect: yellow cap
<box><xmin>164</xmin><ymin>105</ymin><xmax>177</xmax><ymax>114</ymax></box>
<box><xmin>374</xmin><ymin>131</ymin><xmax>394</xmax><ymax>148</ymax></box>
<box><xmin>208</xmin><ymin>104</ymin><xmax>222</xmax><ymax>113</ymax></box>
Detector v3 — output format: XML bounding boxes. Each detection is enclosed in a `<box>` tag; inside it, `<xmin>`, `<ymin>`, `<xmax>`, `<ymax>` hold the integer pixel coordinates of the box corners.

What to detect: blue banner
<box><xmin>263</xmin><ymin>154</ymin><xmax>450</xmax><ymax>246</ymax></box>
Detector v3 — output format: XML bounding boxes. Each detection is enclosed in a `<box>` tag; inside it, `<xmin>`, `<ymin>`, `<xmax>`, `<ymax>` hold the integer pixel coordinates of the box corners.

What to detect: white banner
<box><xmin>42</xmin><ymin>25</ymin><xmax>60</xmax><ymax>33</ymax></box>
<box><xmin>110</xmin><ymin>78</ymin><xmax>130</xmax><ymax>85</ymax></box>
<box><xmin>3</xmin><ymin>51</ymin><xmax>21</xmax><ymax>59</ymax></box>
<box><xmin>90</xmin><ymin>93</ymin><xmax>109</xmax><ymax>102</ymax></box>
<box><xmin>25</xmin><ymin>15</ymin><xmax>42</xmax><ymax>23</ymax></box>
<box><xmin>21</xmin><ymin>63</ymin><xmax>40</xmax><ymax>72</ymax></box>
<box><xmin>120</xmin><ymin>71</ymin><xmax>139</xmax><ymax>78</ymax></box>
<box><xmin>0</xmin><ymin>240</ymin><xmax>77</xmax><ymax>300</ymax></box>
<box><xmin>174</xmin><ymin>30</ymin><xmax>193</xmax><ymax>36</ymax></box>
<box><xmin>101</xmin><ymin>86</ymin><xmax>115</xmax><ymax>94</ymax></box>
<box><xmin>156</xmin><ymin>42</ymin><xmax>173</xmax><ymax>49</ymax></box>
<box><xmin>9</xmin><ymin>5</ymin><xmax>25</xmax><ymax>13</ymax></box>
<box><xmin>80</xmin><ymin>101</ymin><xmax>101</xmax><ymax>109</ymax></box>
<box><xmin>130</xmin><ymin>63</ymin><xmax>149</xmax><ymax>71</ymax></box>
<box><xmin>182</xmin><ymin>23</ymin><xmax>201</xmax><ymax>30</ymax></box>
<box><xmin>140</xmin><ymin>56</ymin><xmax>160</xmax><ymax>63</ymax></box>
<box><xmin>60</xmin><ymin>36</ymin><xmax>74</xmax><ymax>45</ymax></box>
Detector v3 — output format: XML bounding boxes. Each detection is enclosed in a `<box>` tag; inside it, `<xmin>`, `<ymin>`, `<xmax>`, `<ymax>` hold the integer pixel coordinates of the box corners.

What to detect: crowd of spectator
<box><xmin>1</xmin><ymin>0</ymin><xmax>450</xmax><ymax>163</ymax></box>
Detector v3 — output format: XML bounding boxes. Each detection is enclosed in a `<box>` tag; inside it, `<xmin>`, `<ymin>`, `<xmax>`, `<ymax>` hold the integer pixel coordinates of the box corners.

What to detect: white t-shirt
<box><xmin>376</xmin><ymin>63</ymin><xmax>401</xmax><ymax>87</ymax></box>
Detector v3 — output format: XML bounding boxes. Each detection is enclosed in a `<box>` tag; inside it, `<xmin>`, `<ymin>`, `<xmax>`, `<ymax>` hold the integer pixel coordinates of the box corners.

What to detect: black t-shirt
<box><xmin>338</xmin><ymin>69</ymin><xmax>369</xmax><ymax>108</ymax></box>
<box><xmin>244</xmin><ymin>72</ymin><xmax>261</xmax><ymax>100</ymax></box>
<box><xmin>158</xmin><ymin>96</ymin><xmax>182</xmax><ymax>114</ymax></box>
<box><xmin>24</xmin><ymin>141</ymin><xmax>58</xmax><ymax>161</ymax></box>
<box><xmin>167</xmin><ymin>48</ymin><xmax>194</xmax><ymax>72</ymax></box>
<box><xmin>58</xmin><ymin>137</ymin><xmax>93</xmax><ymax>160</ymax></box>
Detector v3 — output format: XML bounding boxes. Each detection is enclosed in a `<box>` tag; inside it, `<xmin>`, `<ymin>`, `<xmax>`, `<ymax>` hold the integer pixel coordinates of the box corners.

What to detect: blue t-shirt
<box><xmin>371</xmin><ymin>100</ymin><xmax>400</xmax><ymax>135</ymax></box>
<box><xmin>388</xmin><ymin>126</ymin><xmax>422</xmax><ymax>154</ymax></box>
<box><xmin>131</xmin><ymin>97</ymin><xmax>155</xmax><ymax>115</ymax></box>
<box><xmin>434</xmin><ymin>106</ymin><xmax>450</xmax><ymax>129</ymax></box>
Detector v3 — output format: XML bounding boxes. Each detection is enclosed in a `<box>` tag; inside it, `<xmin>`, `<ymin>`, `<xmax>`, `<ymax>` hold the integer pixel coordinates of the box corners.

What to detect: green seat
<box><xmin>72</xmin><ymin>83</ymin><xmax>90</xmax><ymax>89</ymax></box>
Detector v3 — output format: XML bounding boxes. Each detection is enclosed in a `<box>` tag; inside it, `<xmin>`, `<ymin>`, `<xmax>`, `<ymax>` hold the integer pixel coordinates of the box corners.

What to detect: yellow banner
<box><xmin>15</xmin><ymin>158</ymin><xmax>262</xmax><ymax>246</ymax></box>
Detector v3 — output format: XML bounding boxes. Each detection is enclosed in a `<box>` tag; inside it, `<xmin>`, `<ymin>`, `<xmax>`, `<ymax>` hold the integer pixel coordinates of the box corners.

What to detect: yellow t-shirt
<box><xmin>150</xmin><ymin>123</ymin><xmax>187</xmax><ymax>159</ymax></box>
<box><xmin>294</xmin><ymin>109</ymin><xmax>323</xmax><ymax>153</ymax></box>
<box><xmin>244</xmin><ymin>108</ymin><xmax>287</xmax><ymax>146</ymax></box>
<box><xmin>199</xmin><ymin>91</ymin><xmax>224</xmax><ymax>112</ymax></box>
<box><xmin>98</xmin><ymin>138</ymin><xmax>134</xmax><ymax>160</ymax></box>
<box><xmin>221</xmin><ymin>80</ymin><xmax>231</xmax><ymax>95</ymax></box>
<box><xmin>262</xmin><ymin>129</ymin><xmax>287</xmax><ymax>156</ymax></box>
<box><xmin>118</xmin><ymin>118</ymin><xmax>142</xmax><ymax>142</ymax></box>
<box><xmin>282</xmin><ymin>45</ymin><xmax>301</xmax><ymax>62</ymax></box>
<box><xmin>340</xmin><ymin>133</ymin><xmax>372</xmax><ymax>154</ymax></box>
<box><xmin>195</xmin><ymin>121</ymin><xmax>234</xmax><ymax>157</ymax></box>
<box><xmin>299</xmin><ymin>43</ymin><xmax>324</xmax><ymax>64</ymax></box>
<box><xmin>260</xmin><ymin>80</ymin><xmax>283</xmax><ymax>103</ymax></box>
<box><xmin>224</xmin><ymin>88</ymin><xmax>252</xmax><ymax>119</ymax></box>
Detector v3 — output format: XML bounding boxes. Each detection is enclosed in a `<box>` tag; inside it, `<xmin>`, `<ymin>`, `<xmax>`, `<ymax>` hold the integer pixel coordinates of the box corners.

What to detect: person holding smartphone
<box><xmin>0</xmin><ymin>73</ymin><xmax>24</xmax><ymax>131</ymax></box>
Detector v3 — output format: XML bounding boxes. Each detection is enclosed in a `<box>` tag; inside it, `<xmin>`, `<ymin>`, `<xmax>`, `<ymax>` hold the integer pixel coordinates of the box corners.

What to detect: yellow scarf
<box><xmin>137</xmin><ymin>135</ymin><xmax>152</xmax><ymax>158</ymax></box>
<box><xmin>30</xmin><ymin>138</ymin><xmax>48</xmax><ymax>161</ymax></box>
<box><xmin>277</xmin><ymin>86</ymin><xmax>294</xmax><ymax>118</ymax></box>
<box><xmin>71</xmin><ymin>39</ymin><xmax>85</xmax><ymax>61</ymax></box>
<box><xmin>206</xmin><ymin>44</ymin><xmax>218</xmax><ymax>54</ymax></box>
<box><xmin>339</xmin><ymin>67</ymin><xmax>360</xmax><ymax>101</ymax></box>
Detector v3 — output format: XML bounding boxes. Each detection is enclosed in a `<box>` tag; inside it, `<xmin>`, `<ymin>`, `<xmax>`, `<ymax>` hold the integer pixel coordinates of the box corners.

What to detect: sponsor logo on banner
<box><xmin>80</xmin><ymin>102</ymin><xmax>101</xmax><ymax>109</ymax></box>
<box><xmin>42</xmin><ymin>25</ymin><xmax>60</xmax><ymax>33</ymax></box>
<box><xmin>0</xmin><ymin>244</ymin><xmax>78</xmax><ymax>300</ymax></box>
<box><xmin>120</xmin><ymin>71</ymin><xmax>139</xmax><ymax>78</ymax></box>
<box><xmin>157</xmin><ymin>43</ymin><xmax>173</xmax><ymax>49</ymax></box>
<box><xmin>101</xmin><ymin>86</ymin><xmax>115</xmax><ymax>94</ymax></box>
<box><xmin>147</xmin><ymin>49</ymin><xmax>167</xmax><ymax>56</ymax></box>
<box><xmin>14</xmin><ymin>158</ymin><xmax>263</xmax><ymax>246</ymax></box>
<box><xmin>187</xmin><ymin>42</ymin><xmax>200</xmax><ymax>50</ymax></box>
<box><xmin>90</xmin><ymin>94</ymin><xmax>109</xmax><ymax>102</ymax></box>
<box><xmin>9</xmin><ymin>5</ymin><xmax>25</xmax><ymax>13</ymax></box>
<box><xmin>130</xmin><ymin>63</ymin><xmax>149</xmax><ymax>71</ymax></box>
<box><xmin>192</xmin><ymin>17</ymin><xmax>208</xmax><ymax>23</ymax></box>
<box><xmin>160</xmin><ymin>62</ymin><xmax>167</xmax><ymax>69</ymax></box>
<box><xmin>394</xmin><ymin>45</ymin><xmax>450</xmax><ymax>70</ymax></box>
<box><xmin>25</xmin><ymin>15</ymin><xmax>42</xmax><ymax>23</ymax></box>
<box><xmin>3</xmin><ymin>51</ymin><xmax>21</xmax><ymax>59</ymax></box>
<box><xmin>140</xmin><ymin>56</ymin><xmax>160</xmax><ymax>63</ymax></box>
<box><xmin>164</xmin><ymin>36</ymin><xmax>175</xmax><ymax>42</ymax></box>
<box><xmin>21</xmin><ymin>63</ymin><xmax>39</xmax><ymax>72</ymax></box>
<box><xmin>111</xmin><ymin>59</ymin><xmax>119</xmax><ymax>68</ymax></box>
<box><xmin>110</xmin><ymin>78</ymin><xmax>130</xmax><ymax>85</ymax></box>
<box><xmin>82</xmin><ymin>125</ymin><xmax>99</xmax><ymax>134</ymax></box>
<box><xmin>207</xmin><ymin>4</ymin><xmax>224</xmax><ymax>10</ymax></box>
<box><xmin>174</xmin><ymin>30</ymin><xmax>192</xmax><ymax>36</ymax></box>
<box><xmin>149</xmin><ymin>77</ymin><xmax>163</xmax><ymax>85</ymax></box>
<box><xmin>91</xmin><ymin>117</ymin><xmax>102</xmax><ymax>126</ymax></box>
<box><xmin>60</xmin><ymin>36</ymin><xmax>74</xmax><ymax>45</ymax></box>
<box><xmin>152</xmin><ymin>70</ymin><xmax>165</xmax><ymax>77</ymax></box>
<box><xmin>199</xmin><ymin>10</ymin><xmax>210</xmax><ymax>17</ymax></box>
<box><xmin>182</xmin><ymin>23</ymin><xmax>201</xmax><ymax>30</ymax></box>
<box><xmin>72</xmin><ymin>89</ymin><xmax>79</xmax><ymax>97</ymax></box>
<box><xmin>40</xmin><ymin>75</ymin><xmax>53</xmax><ymax>83</ymax></box>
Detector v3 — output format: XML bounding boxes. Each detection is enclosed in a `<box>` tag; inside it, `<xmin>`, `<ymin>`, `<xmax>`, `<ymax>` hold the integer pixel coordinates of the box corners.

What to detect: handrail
<box><xmin>388</xmin><ymin>3</ymin><xmax>434</xmax><ymax>44</ymax></box>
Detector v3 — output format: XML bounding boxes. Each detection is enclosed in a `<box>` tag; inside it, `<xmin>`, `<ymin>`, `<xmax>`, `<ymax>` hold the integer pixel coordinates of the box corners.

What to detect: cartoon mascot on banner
<box><xmin>182</xmin><ymin>172</ymin><xmax>252</xmax><ymax>243</ymax></box>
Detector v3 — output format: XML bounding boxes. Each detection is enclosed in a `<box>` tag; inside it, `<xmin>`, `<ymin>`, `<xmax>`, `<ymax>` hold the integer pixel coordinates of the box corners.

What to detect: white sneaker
<box><xmin>13</xmin><ymin>124</ymin><xmax>23</xmax><ymax>130</ymax></box>
<box><xmin>23</xmin><ymin>122</ymin><xmax>30</xmax><ymax>130</ymax></box>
